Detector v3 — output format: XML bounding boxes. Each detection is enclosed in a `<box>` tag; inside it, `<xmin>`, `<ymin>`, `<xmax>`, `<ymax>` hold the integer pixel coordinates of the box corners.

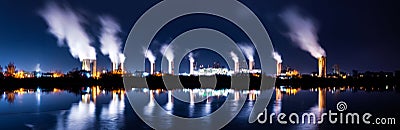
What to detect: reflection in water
<box><xmin>318</xmin><ymin>88</ymin><xmax>326</xmax><ymax>111</ymax></box>
<box><xmin>0</xmin><ymin>86</ymin><xmax>398</xmax><ymax>130</ymax></box>
<box><xmin>64</xmin><ymin>96</ymin><xmax>96</xmax><ymax>130</ymax></box>
<box><xmin>101</xmin><ymin>90</ymin><xmax>125</xmax><ymax>129</ymax></box>
<box><xmin>53</xmin><ymin>87</ymin><xmax>126</xmax><ymax>129</ymax></box>
<box><xmin>274</xmin><ymin>88</ymin><xmax>282</xmax><ymax>114</ymax></box>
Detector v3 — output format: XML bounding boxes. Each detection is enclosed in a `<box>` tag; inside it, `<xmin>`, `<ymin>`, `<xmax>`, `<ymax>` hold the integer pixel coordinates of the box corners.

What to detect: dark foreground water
<box><xmin>0</xmin><ymin>86</ymin><xmax>400</xmax><ymax>130</ymax></box>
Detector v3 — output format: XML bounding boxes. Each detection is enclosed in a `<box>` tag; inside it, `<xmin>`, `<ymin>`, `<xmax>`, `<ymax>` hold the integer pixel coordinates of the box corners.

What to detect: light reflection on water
<box><xmin>0</xmin><ymin>86</ymin><xmax>399</xmax><ymax>130</ymax></box>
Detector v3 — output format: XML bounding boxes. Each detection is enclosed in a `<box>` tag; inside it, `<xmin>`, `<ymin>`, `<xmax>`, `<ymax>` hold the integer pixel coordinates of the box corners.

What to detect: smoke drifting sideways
<box><xmin>239</xmin><ymin>45</ymin><xmax>254</xmax><ymax>62</ymax></box>
<box><xmin>98</xmin><ymin>15</ymin><xmax>125</xmax><ymax>64</ymax></box>
<box><xmin>38</xmin><ymin>2</ymin><xmax>96</xmax><ymax>61</ymax></box>
<box><xmin>280</xmin><ymin>8</ymin><xmax>326</xmax><ymax>58</ymax></box>
<box><xmin>230</xmin><ymin>51</ymin><xmax>239</xmax><ymax>63</ymax></box>
<box><xmin>160</xmin><ymin>44</ymin><xmax>174</xmax><ymax>62</ymax></box>
<box><xmin>272</xmin><ymin>51</ymin><xmax>282</xmax><ymax>63</ymax></box>
<box><xmin>143</xmin><ymin>48</ymin><xmax>156</xmax><ymax>64</ymax></box>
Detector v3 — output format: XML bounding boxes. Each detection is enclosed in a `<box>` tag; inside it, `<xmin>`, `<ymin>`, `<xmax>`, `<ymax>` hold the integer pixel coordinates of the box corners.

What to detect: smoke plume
<box><xmin>143</xmin><ymin>48</ymin><xmax>156</xmax><ymax>63</ymax></box>
<box><xmin>272</xmin><ymin>51</ymin><xmax>282</xmax><ymax>63</ymax></box>
<box><xmin>188</xmin><ymin>52</ymin><xmax>194</xmax><ymax>62</ymax></box>
<box><xmin>160</xmin><ymin>44</ymin><xmax>174</xmax><ymax>62</ymax></box>
<box><xmin>38</xmin><ymin>2</ymin><xmax>96</xmax><ymax>61</ymax></box>
<box><xmin>98</xmin><ymin>15</ymin><xmax>125</xmax><ymax>64</ymax></box>
<box><xmin>280</xmin><ymin>8</ymin><xmax>326</xmax><ymax>58</ymax></box>
<box><xmin>239</xmin><ymin>45</ymin><xmax>254</xmax><ymax>61</ymax></box>
<box><xmin>230</xmin><ymin>51</ymin><xmax>239</xmax><ymax>63</ymax></box>
<box><xmin>35</xmin><ymin>64</ymin><xmax>41</xmax><ymax>72</ymax></box>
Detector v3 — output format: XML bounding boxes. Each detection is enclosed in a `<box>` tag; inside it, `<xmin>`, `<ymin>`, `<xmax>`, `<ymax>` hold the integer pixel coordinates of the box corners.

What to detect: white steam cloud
<box><xmin>160</xmin><ymin>44</ymin><xmax>174</xmax><ymax>62</ymax></box>
<box><xmin>188</xmin><ymin>52</ymin><xmax>194</xmax><ymax>62</ymax></box>
<box><xmin>98</xmin><ymin>15</ymin><xmax>125</xmax><ymax>64</ymax></box>
<box><xmin>143</xmin><ymin>48</ymin><xmax>156</xmax><ymax>63</ymax></box>
<box><xmin>280</xmin><ymin>8</ymin><xmax>326</xmax><ymax>58</ymax></box>
<box><xmin>35</xmin><ymin>64</ymin><xmax>41</xmax><ymax>72</ymax></box>
<box><xmin>38</xmin><ymin>2</ymin><xmax>96</xmax><ymax>61</ymax></box>
<box><xmin>239</xmin><ymin>45</ymin><xmax>254</xmax><ymax>61</ymax></box>
<box><xmin>272</xmin><ymin>51</ymin><xmax>282</xmax><ymax>63</ymax></box>
<box><xmin>230</xmin><ymin>51</ymin><xmax>239</xmax><ymax>63</ymax></box>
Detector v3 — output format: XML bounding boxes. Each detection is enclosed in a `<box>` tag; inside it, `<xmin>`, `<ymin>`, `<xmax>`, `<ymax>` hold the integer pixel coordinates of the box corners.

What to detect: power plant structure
<box><xmin>111</xmin><ymin>62</ymin><xmax>125</xmax><ymax>74</ymax></box>
<box><xmin>277</xmin><ymin>62</ymin><xmax>282</xmax><ymax>75</ymax></box>
<box><xmin>189</xmin><ymin>59</ymin><xmax>195</xmax><ymax>75</ymax></box>
<box><xmin>150</xmin><ymin>62</ymin><xmax>156</xmax><ymax>75</ymax></box>
<box><xmin>318</xmin><ymin>56</ymin><xmax>327</xmax><ymax>78</ymax></box>
<box><xmin>81</xmin><ymin>59</ymin><xmax>97</xmax><ymax>77</ymax></box>
<box><xmin>234</xmin><ymin>60</ymin><xmax>240</xmax><ymax>73</ymax></box>
<box><xmin>82</xmin><ymin>59</ymin><xmax>91</xmax><ymax>71</ymax></box>
<box><xmin>249</xmin><ymin>60</ymin><xmax>255</xmax><ymax>71</ymax></box>
<box><xmin>168</xmin><ymin>61</ymin><xmax>174</xmax><ymax>75</ymax></box>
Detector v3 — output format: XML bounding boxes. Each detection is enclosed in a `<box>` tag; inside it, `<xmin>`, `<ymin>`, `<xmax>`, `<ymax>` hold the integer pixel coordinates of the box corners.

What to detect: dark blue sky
<box><xmin>0</xmin><ymin>0</ymin><xmax>399</xmax><ymax>73</ymax></box>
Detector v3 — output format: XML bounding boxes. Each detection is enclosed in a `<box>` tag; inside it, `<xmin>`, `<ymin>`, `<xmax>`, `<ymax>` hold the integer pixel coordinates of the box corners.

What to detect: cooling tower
<box><xmin>318</xmin><ymin>56</ymin><xmax>327</xmax><ymax>78</ymax></box>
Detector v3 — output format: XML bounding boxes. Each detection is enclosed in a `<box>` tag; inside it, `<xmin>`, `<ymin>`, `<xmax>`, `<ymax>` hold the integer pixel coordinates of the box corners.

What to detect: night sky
<box><xmin>0</xmin><ymin>0</ymin><xmax>399</xmax><ymax>73</ymax></box>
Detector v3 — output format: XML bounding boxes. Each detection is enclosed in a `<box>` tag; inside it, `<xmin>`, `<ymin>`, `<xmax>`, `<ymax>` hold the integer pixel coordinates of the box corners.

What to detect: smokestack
<box><xmin>272</xmin><ymin>51</ymin><xmax>283</xmax><ymax>75</ymax></box>
<box><xmin>143</xmin><ymin>48</ymin><xmax>156</xmax><ymax>74</ymax></box>
<box><xmin>151</xmin><ymin>62</ymin><xmax>156</xmax><ymax>75</ymax></box>
<box><xmin>160</xmin><ymin>44</ymin><xmax>174</xmax><ymax>75</ymax></box>
<box><xmin>82</xmin><ymin>59</ymin><xmax>91</xmax><ymax>71</ymax></box>
<box><xmin>239</xmin><ymin>45</ymin><xmax>255</xmax><ymax>72</ymax></box>
<box><xmin>188</xmin><ymin>53</ymin><xmax>194</xmax><ymax>75</ymax></box>
<box><xmin>277</xmin><ymin>62</ymin><xmax>282</xmax><ymax>75</ymax></box>
<box><xmin>235</xmin><ymin>61</ymin><xmax>240</xmax><ymax>73</ymax></box>
<box><xmin>230</xmin><ymin>51</ymin><xmax>239</xmax><ymax>73</ymax></box>
<box><xmin>318</xmin><ymin>56</ymin><xmax>327</xmax><ymax>78</ymax></box>
<box><xmin>92</xmin><ymin>60</ymin><xmax>97</xmax><ymax>77</ymax></box>
<box><xmin>249</xmin><ymin>61</ymin><xmax>254</xmax><ymax>71</ymax></box>
<box><xmin>169</xmin><ymin>61</ymin><xmax>174</xmax><ymax>75</ymax></box>
<box><xmin>111</xmin><ymin>62</ymin><xmax>118</xmax><ymax>73</ymax></box>
<box><xmin>119</xmin><ymin>53</ymin><xmax>125</xmax><ymax>73</ymax></box>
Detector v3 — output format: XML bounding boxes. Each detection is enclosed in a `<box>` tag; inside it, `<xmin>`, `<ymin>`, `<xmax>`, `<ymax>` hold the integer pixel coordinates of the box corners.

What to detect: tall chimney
<box><xmin>189</xmin><ymin>60</ymin><xmax>194</xmax><ymax>75</ymax></box>
<box><xmin>277</xmin><ymin>62</ymin><xmax>282</xmax><ymax>76</ymax></box>
<box><xmin>234</xmin><ymin>61</ymin><xmax>239</xmax><ymax>73</ymax></box>
<box><xmin>150</xmin><ymin>62</ymin><xmax>155</xmax><ymax>75</ymax></box>
<box><xmin>92</xmin><ymin>60</ymin><xmax>97</xmax><ymax>77</ymax></box>
<box><xmin>120</xmin><ymin>61</ymin><xmax>124</xmax><ymax>73</ymax></box>
<box><xmin>249</xmin><ymin>61</ymin><xmax>254</xmax><ymax>71</ymax></box>
<box><xmin>169</xmin><ymin>61</ymin><xmax>174</xmax><ymax>75</ymax></box>
<box><xmin>82</xmin><ymin>59</ymin><xmax>91</xmax><ymax>71</ymax></box>
<box><xmin>318</xmin><ymin>56</ymin><xmax>327</xmax><ymax>78</ymax></box>
<box><xmin>111</xmin><ymin>62</ymin><xmax>118</xmax><ymax>73</ymax></box>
